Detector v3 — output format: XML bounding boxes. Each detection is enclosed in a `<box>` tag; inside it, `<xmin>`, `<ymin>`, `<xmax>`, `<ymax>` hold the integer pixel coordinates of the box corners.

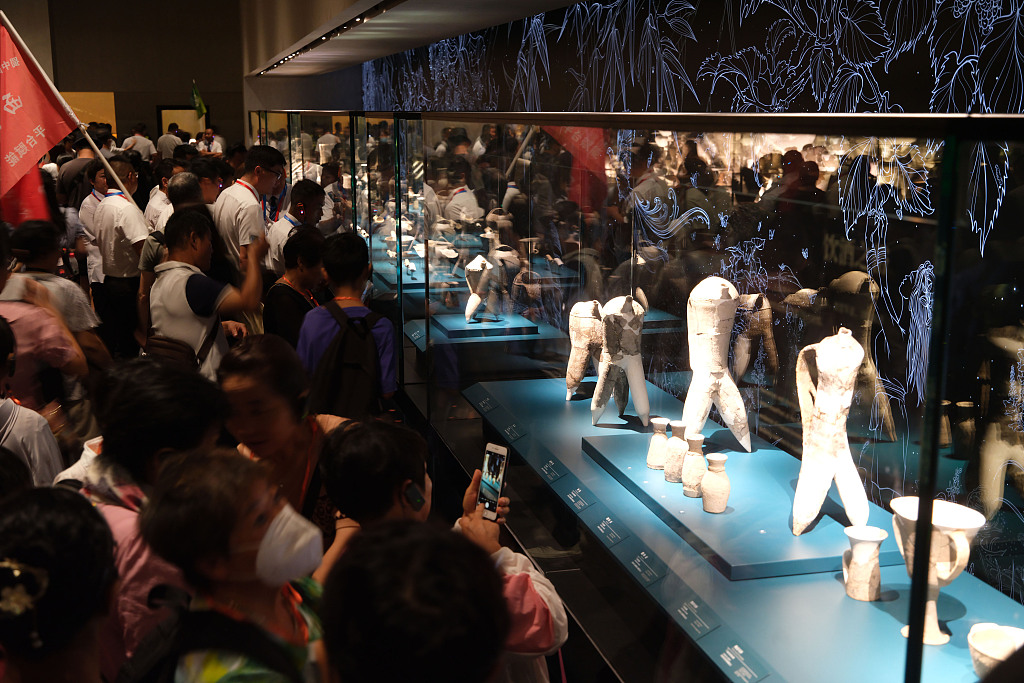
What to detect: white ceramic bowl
<box><xmin>967</xmin><ymin>623</ymin><xmax>1024</xmax><ymax>677</ymax></box>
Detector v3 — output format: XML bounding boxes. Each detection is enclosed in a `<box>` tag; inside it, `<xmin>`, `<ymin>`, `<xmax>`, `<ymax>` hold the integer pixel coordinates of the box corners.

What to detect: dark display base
<box><xmin>431</xmin><ymin>312</ymin><xmax>539</xmax><ymax>338</ymax></box>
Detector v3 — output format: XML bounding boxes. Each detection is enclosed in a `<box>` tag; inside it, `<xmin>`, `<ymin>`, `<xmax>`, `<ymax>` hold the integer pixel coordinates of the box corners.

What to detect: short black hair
<box><xmin>217</xmin><ymin>335</ymin><xmax>309</xmax><ymax>419</ymax></box>
<box><xmin>154</xmin><ymin>158</ymin><xmax>177</xmax><ymax>184</ymax></box>
<box><xmin>283</xmin><ymin>227</ymin><xmax>325</xmax><ymax>270</ymax></box>
<box><xmin>243</xmin><ymin>145</ymin><xmax>286</xmax><ymax>174</ymax></box>
<box><xmin>85</xmin><ymin>157</ymin><xmax>106</xmax><ymax>183</ymax></box>
<box><xmin>447</xmin><ymin>156</ymin><xmax>472</xmax><ymax>184</ymax></box>
<box><xmin>320</xmin><ymin>162</ymin><xmax>340</xmax><ymax>180</ymax></box>
<box><xmin>140</xmin><ymin>448</ymin><xmax>269</xmax><ymax>592</ymax></box>
<box><xmin>173</xmin><ymin>144</ymin><xmax>200</xmax><ymax>163</ymax></box>
<box><xmin>93</xmin><ymin>358</ymin><xmax>228</xmax><ymax>484</ymax></box>
<box><xmin>225</xmin><ymin>143</ymin><xmax>247</xmax><ymax>159</ymax></box>
<box><xmin>167</xmin><ymin>122</ymin><xmax>179</xmax><ymax>131</ymax></box>
<box><xmin>106</xmin><ymin>155</ymin><xmax>135</xmax><ymax>186</ymax></box>
<box><xmin>0</xmin><ymin>446</ymin><xmax>31</xmax><ymax>501</ymax></box>
<box><xmin>289</xmin><ymin>179</ymin><xmax>325</xmax><ymax>215</ymax></box>
<box><xmin>188</xmin><ymin>156</ymin><xmax>220</xmax><ymax>182</ymax></box>
<box><xmin>166</xmin><ymin>172</ymin><xmax>203</xmax><ymax>209</ymax></box>
<box><xmin>164</xmin><ymin>205</ymin><xmax>214</xmax><ymax>250</ymax></box>
<box><xmin>11</xmin><ymin>221</ymin><xmax>61</xmax><ymax>262</ymax></box>
<box><xmin>132</xmin><ymin>122</ymin><xmax>147</xmax><ymax>134</ymax></box>
<box><xmin>321</xmin><ymin>521</ymin><xmax>509</xmax><ymax>683</ymax></box>
<box><xmin>322</xmin><ymin>232</ymin><xmax>369</xmax><ymax>287</ymax></box>
<box><xmin>215</xmin><ymin>159</ymin><xmax>235</xmax><ymax>183</ymax></box>
<box><xmin>71</xmin><ymin>135</ymin><xmax>92</xmax><ymax>152</ymax></box>
<box><xmin>0</xmin><ymin>488</ymin><xmax>116</xmax><ymax>658</ymax></box>
<box><xmin>320</xmin><ymin>421</ymin><xmax>427</xmax><ymax>524</ymax></box>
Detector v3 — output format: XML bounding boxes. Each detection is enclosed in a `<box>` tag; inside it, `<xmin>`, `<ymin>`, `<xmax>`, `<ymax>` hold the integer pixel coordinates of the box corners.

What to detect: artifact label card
<box><xmin>539</xmin><ymin>458</ymin><xmax>568</xmax><ymax>482</ymax></box>
<box><xmin>580</xmin><ymin>503</ymin><xmax>630</xmax><ymax>548</ymax></box>
<box><xmin>702</xmin><ymin>630</ymin><xmax>772</xmax><ymax>682</ymax></box>
<box><xmin>563</xmin><ymin>485</ymin><xmax>594</xmax><ymax>512</ymax></box>
<box><xmin>616</xmin><ymin>537</ymin><xmax>668</xmax><ymax>586</ymax></box>
<box><xmin>674</xmin><ymin>594</ymin><xmax>721</xmax><ymax>639</ymax></box>
<box><xmin>408</xmin><ymin>327</ymin><xmax>424</xmax><ymax>343</ymax></box>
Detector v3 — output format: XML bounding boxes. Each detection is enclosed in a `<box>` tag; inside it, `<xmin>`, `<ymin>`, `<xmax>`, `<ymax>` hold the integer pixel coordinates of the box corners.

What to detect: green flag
<box><xmin>191</xmin><ymin>79</ymin><xmax>207</xmax><ymax>119</ymax></box>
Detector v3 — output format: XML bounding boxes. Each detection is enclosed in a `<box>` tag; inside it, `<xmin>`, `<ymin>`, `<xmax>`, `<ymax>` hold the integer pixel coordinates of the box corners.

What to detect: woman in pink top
<box><xmin>80</xmin><ymin>359</ymin><xmax>228</xmax><ymax>682</ymax></box>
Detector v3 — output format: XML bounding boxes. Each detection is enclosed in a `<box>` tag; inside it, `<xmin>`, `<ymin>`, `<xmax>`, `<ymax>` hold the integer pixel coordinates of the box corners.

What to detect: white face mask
<box><xmin>254</xmin><ymin>504</ymin><xmax>323</xmax><ymax>587</ymax></box>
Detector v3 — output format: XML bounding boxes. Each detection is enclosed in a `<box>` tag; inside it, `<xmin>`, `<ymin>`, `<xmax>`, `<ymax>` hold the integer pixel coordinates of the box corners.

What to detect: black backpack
<box><xmin>116</xmin><ymin>586</ymin><xmax>303</xmax><ymax>683</ymax></box>
<box><xmin>306</xmin><ymin>301</ymin><xmax>383</xmax><ymax>419</ymax></box>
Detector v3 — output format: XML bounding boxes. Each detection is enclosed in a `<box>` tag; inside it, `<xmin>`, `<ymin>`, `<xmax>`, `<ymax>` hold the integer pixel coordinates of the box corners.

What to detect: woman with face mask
<box><xmin>140</xmin><ymin>448</ymin><xmax>325</xmax><ymax>682</ymax></box>
<box><xmin>217</xmin><ymin>335</ymin><xmax>347</xmax><ymax>544</ymax></box>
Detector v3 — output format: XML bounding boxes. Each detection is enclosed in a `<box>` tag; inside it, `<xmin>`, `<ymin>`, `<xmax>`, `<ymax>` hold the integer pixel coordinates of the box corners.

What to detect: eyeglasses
<box><xmin>260</xmin><ymin>166</ymin><xmax>284</xmax><ymax>181</ymax></box>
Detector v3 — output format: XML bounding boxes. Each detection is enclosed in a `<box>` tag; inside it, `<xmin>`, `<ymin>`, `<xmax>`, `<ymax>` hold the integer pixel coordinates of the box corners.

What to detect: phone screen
<box><xmin>478</xmin><ymin>445</ymin><xmax>508</xmax><ymax>514</ymax></box>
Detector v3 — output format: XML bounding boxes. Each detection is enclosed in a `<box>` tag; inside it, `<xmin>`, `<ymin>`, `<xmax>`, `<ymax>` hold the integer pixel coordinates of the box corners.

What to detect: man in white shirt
<box><xmin>265</xmin><ymin>180</ymin><xmax>325</xmax><ymax>276</ymax></box>
<box><xmin>150</xmin><ymin>208</ymin><xmax>267</xmax><ymax>380</ymax></box>
<box><xmin>316</xmin><ymin>128</ymin><xmax>341</xmax><ymax>164</ymax></box>
<box><xmin>197</xmin><ymin>128</ymin><xmax>223</xmax><ymax>156</ymax></box>
<box><xmin>157</xmin><ymin>123</ymin><xmax>183</xmax><ymax>160</ymax></box>
<box><xmin>443</xmin><ymin>157</ymin><xmax>483</xmax><ymax>221</ymax></box>
<box><xmin>78</xmin><ymin>159</ymin><xmax>108</xmax><ymax>304</ymax></box>
<box><xmin>121</xmin><ymin>123</ymin><xmax>156</xmax><ymax>162</ymax></box>
<box><xmin>212</xmin><ymin>145</ymin><xmax>285</xmax><ymax>274</ymax></box>
<box><xmin>144</xmin><ymin>159</ymin><xmax>185</xmax><ymax>229</ymax></box>
<box><xmin>93</xmin><ymin>156</ymin><xmax>151</xmax><ymax>357</ymax></box>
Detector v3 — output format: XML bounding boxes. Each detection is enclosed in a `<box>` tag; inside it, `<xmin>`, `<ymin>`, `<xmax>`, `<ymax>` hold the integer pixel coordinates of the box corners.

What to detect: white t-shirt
<box><xmin>264</xmin><ymin>213</ymin><xmax>300</xmax><ymax>276</ymax></box>
<box><xmin>78</xmin><ymin>189</ymin><xmax>106</xmax><ymax>284</ymax></box>
<box><xmin>145</xmin><ymin>186</ymin><xmax>171</xmax><ymax>229</ymax></box>
<box><xmin>198</xmin><ymin>139</ymin><xmax>223</xmax><ymax>155</ymax></box>
<box><xmin>0</xmin><ymin>397</ymin><xmax>63</xmax><ymax>486</ymax></box>
<box><xmin>150</xmin><ymin>261</ymin><xmax>231</xmax><ymax>381</ymax></box>
<box><xmin>157</xmin><ymin>133</ymin><xmax>182</xmax><ymax>159</ymax></box>
<box><xmin>212</xmin><ymin>180</ymin><xmax>264</xmax><ymax>269</ymax></box>
<box><xmin>122</xmin><ymin>134</ymin><xmax>156</xmax><ymax>161</ymax></box>
<box><xmin>443</xmin><ymin>186</ymin><xmax>484</xmax><ymax>221</ymax></box>
<box><xmin>94</xmin><ymin>191</ymin><xmax>150</xmax><ymax>277</ymax></box>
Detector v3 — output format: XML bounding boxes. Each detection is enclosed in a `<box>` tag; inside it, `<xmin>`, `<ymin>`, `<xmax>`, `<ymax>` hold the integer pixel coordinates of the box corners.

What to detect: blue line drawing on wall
<box><xmin>901</xmin><ymin>260</ymin><xmax>935</xmax><ymax>405</ymax></box>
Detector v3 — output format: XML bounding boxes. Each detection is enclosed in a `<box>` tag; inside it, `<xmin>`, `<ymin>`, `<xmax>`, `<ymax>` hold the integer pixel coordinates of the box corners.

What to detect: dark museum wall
<box><xmin>361</xmin><ymin>0</ymin><xmax>1021</xmax><ymax>116</ymax></box>
<box><xmin>46</xmin><ymin>0</ymin><xmax>246</xmax><ymax>145</ymax></box>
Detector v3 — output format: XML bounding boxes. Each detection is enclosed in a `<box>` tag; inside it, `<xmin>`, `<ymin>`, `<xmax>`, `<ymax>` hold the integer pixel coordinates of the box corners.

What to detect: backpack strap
<box><xmin>176</xmin><ymin>611</ymin><xmax>304</xmax><ymax>683</ymax></box>
<box><xmin>195</xmin><ymin>314</ymin><xmax>221</xmax><ymax>365</ymax></box>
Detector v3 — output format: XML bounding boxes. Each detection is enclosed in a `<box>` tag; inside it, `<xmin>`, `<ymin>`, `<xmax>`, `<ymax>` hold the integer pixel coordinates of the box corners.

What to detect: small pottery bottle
<box><xmin>938</xmin><ymin>400</ymin><xmax>952</xmax><ymax>448</ymax></box>
<box><xmin>647</xmin><ymin>417</ymin><xmax>671</xmax><ymax>470</ymax></box>
<box><xmin>842</xmin><ymin>525</ymin><xmax>887</xmax><ymax>601</ymax></box>
<box><xmin>664</xmin><ymin>421</ymin><xmax>686</xmax><ymax>483</ymax></box>
<box><xmin>681</xmin><ymin>433</ymin><xmax>706</xmax><ymax>497</ymax></box>
<box><xmin>702</xmin><ymin>453</ymin><xmax>730</xmax><ymax>513</ymax></box>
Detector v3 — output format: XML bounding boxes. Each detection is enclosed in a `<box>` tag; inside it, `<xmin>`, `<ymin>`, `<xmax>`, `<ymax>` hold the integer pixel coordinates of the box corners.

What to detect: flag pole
<box><xmin>0</xmin><ymin>11</ymin><xmax>137</xmax><ymax>207</ymax></box>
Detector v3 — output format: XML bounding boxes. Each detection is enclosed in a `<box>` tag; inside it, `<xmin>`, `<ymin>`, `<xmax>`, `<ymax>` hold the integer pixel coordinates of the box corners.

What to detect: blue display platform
<box><xmin>642</xmin><ymin>307</ymin><xmax>684</xmax><ymax>330</ymax></box>
<box><xmin>403</xmin><ymin>319</ymin><xmax>567</xmax><ymax>350</ymax></box>
<box><xmin>431</xmin><ymin>312</ymin><xmax>539</xmax><ymax>339</ymax></box>
<box><xmin>465</xmin><ymin>377</ymin><xmax>1024</xmax><ymax>683</ymax></box>
<box><xmin>582</xmin><ymin>432</ymin><xmax>903</xmax><ymax>579</ymax></box>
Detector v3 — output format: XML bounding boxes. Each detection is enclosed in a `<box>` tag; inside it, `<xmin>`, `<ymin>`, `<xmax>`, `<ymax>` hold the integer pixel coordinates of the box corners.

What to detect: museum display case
<box><xmin>393</xmin><ymin>111</ymin><xmax>1024</xmax><ymax>682</ymax></box>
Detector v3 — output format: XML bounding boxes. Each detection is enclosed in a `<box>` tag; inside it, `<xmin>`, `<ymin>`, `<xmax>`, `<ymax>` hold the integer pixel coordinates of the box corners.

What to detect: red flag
<box><xmin>0</xmin><ymin>168</ymin><xmax>49</xmax><ymax>223</ymax></box>
<box><xmin>0</xmin><ymin>22</ymin><xmax>77</xmax><ymax>198</ymax></box>
<box><xmin>543</xmin><ymin>126</ymin><xmax>608</xmax><ymax>212</ymax></box>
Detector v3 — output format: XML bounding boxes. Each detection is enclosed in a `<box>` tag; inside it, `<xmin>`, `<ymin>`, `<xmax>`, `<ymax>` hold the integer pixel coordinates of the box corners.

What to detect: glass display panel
<box><xmin>248</xmin><ymin>110</ymin><xmax>266</xmax><ymax>147</ymax></box>
<box><xmin>352</xmin><ymin>114</ymin><xmax>370</xmax><ymax>240</ymax></box>
<box><xmin>265</xmin><ymin>112</ymin><xmax>292</xmax><ymax>181</ymax></box>
<box><xmin>401</xmin><ymin>113</ymin><xmax>1024</xmax><ymax>682</ymax></box>
<box><xmin>397</xmin><ymin>115</ymin><xmax>428</xmax><ymax>406</ymax></box>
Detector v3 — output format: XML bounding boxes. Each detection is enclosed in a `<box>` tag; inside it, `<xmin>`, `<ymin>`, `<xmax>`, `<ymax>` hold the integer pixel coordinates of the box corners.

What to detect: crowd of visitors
<box><xmin>0</xmin><ymin>124</ymin><xmax>568</xmax><ymax>682</ymax></box>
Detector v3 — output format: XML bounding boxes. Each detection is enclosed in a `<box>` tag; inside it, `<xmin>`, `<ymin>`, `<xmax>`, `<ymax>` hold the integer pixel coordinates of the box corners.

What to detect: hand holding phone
<box><xmin>477</xmin><ymin>443</ymin><xmax>509</xmax><ymax>522</ymax></box>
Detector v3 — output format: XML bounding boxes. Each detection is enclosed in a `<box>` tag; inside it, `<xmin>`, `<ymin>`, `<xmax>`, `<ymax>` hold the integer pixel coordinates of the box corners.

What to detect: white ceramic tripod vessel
<box><xmin>731</xmin><ymin>293</ymin><xmax>778</xmax><ymax>380</ymax></box>
<box><xmin>664</xmin><ymin>421</ymin><xmax>686</xmax><ymax>482</ymax></box>
<box><xmin>702</xmin><ymin>453</ymin><xmax>729</xmax><ymax>513</ymax></box>
<box><xmin>890</xmin><ymin>496</ymin><xmax>985</xmax><ymax>645</ymax></box>
<box><xmin>681</xmin><ymin>277</ymin><xmax>751</xmax><ymax>451</ymax></box>
<box><xmin>592</xmin><ymin>295</ymin><xmax>650</xmax><ymax>427</ymax></box>
<box><xmin>647</xmin><ymin>417</ymin><xmax>671</xmax><ymax>470</ymax></box>
<box><xmin>792</xmin><ymin>328</ymin><xmax>870</xmax><ymax>535</ymax></box>
<box><xmin>681</xmin><ymin>433</ymin><xmax>707</xmax><ymax>498</ymax></box>
<box><xmin>842</xmin><ymin>525</ymin><xmax>887</xmax><ymax>601</ymax></box>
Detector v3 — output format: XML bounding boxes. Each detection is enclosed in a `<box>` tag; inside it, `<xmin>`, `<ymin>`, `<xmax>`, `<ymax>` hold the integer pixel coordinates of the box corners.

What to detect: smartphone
<box><xmin>478</xmin><ymin>443</ymin><xmax>509</xmax><ymax>521</ymax></box>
